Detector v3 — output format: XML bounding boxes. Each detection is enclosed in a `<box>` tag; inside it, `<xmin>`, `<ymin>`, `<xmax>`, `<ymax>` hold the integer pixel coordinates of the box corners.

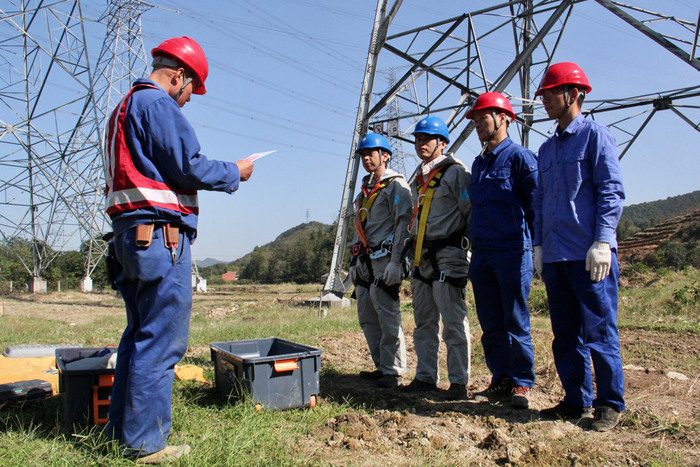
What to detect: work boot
<box><xmin>473</xmin><ymin>377</ymin><xmax>512</xmax><ymax>401</ymax></box>
<box><xmin>399</xmin><ymin>378</ymin><xmax>437</xmax><ymax>393</ymax></box>
<box><xmin>591</xmin><ymin>405</ymin><xmax>621</xmax><ymax>432</ymax></box>
<box><xmin>359</xmin><ymin>369</ymin><xmax>383</xmax><ymax>380</ymax></box>
<box><xmin>135</xmin><ymin>445</ymin><xmax>191</xmax><ymax>464</ymax></box>
<box><xmin>444</xmin><ymin>383</ymin><xmax>469</xmax><ymax>401</ymax></box>
<box><xmin>510</xmin><ymin>386</ymin><xmax>530</xmax><ymax>409</ymax></box>
<box><xmin>540</xmin><ymin>401</ymin><xmax>593</xmax><ymax>420</ymax></box>
<box><xmin>376</xmin><ymin>374</ymin><xmax>401</xmax><ymax>389</ymax></box>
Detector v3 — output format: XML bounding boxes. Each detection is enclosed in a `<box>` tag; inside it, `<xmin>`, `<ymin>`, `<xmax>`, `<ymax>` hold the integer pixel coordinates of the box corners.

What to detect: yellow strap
<box><xmin>413</xmin><ymin>172</ymin><xmax>444</xmax><ymax>267</ymax></box>
<box><xmin>355</xmin><ymin>178</ymin><xmax>394</xmax><ymax>247</ymax></box>
<box><xmin>358</xmin><ymin>189</ymin><xmax>383</xmax><ymax>223</ymax></box>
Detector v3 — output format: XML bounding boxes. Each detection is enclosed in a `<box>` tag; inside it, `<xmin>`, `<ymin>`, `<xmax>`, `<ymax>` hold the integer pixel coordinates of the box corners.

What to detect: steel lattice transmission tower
<box><xmin>372</xmin><ymin>67</ymin><xmax>419</xmax><ymax>177</ymax></box>
<box><xmin>321</xmin><ymin>0</ymin><xmax>700</xmax><ymax>304</ymax></box>
<box><xmin>0</xmin><ymin>0</ymin><xmax>150</xmax><ymax>291</ymax></box>
<box><xmin>83</xmin><ymin>0</ymin><xmax>151</xmax><ymax>291</ymax></box>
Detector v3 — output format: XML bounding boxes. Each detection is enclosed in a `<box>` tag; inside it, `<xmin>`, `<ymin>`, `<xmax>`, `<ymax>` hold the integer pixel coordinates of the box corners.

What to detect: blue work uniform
<box><xmin>106</xmin><ymin>78</ymin><xmax>241</xmax><ymax>455</ymax></box>
<box><xmin>534</xmin><ymin>113</ymin><xmax>626</xmax><ymax>412</ymax></box>
<box><xmin>469</xmin><ymin>137</ymin><xmax>538</xmax><ymax>388</ymax></box>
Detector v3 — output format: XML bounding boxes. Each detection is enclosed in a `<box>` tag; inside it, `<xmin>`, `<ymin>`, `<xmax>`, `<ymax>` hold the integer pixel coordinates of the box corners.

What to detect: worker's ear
<box><xmin>172</xmin><ymin>67</ymin><xmax>185</xmax><ymax>86</ymax></box>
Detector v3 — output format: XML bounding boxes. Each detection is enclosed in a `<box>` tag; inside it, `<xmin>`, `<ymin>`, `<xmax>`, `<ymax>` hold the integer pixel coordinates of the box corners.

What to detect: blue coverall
<box><xmin>534</xmin><ymin>113</ymin><xmax>626</xmax><ymax>412</ymax></box>
<box><xmin>469</xmin><ymin>137</ymin><xmax>538</xmax><ymax>388</ymax></box>
<box><xmin>106</xmin><ymin>78</ymin><xmax>241</xmax><ymax>455</ymax></box>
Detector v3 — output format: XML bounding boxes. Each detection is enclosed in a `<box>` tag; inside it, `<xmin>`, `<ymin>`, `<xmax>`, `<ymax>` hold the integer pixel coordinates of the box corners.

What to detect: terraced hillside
<box><xmin>618</xmin><ymin>208</ymin><xmax>700</xmax><ymax>260</ymax></box>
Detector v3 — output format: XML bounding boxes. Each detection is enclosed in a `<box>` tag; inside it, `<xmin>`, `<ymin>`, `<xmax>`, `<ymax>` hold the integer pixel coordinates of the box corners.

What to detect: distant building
<box><xmin>221</xmin><ymin>271</ymin><xmax>238</xmax><ymax>282</ymax></box>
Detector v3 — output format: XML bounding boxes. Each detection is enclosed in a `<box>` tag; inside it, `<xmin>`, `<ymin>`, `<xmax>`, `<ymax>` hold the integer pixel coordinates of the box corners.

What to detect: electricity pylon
<box><xmin>0</xmin><ymin>0</ymin><xmax>150</xmax><ymax>291</ymax></box>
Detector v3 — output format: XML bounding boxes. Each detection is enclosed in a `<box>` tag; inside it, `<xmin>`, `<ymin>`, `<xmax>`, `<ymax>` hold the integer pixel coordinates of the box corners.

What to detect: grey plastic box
<box><xmin>55</xmin><ymin>347</ymin><xmax>116</xmax><ymax>430</ymax></box>
<box><xmin>210</xmin><ymin>338</ymin><xmax>321</xmax><ymax>410</ymax></box>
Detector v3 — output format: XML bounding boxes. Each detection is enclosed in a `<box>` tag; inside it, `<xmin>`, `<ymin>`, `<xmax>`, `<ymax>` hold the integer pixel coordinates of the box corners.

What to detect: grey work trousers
<box><xmin>355</xmin><ymin>283</ymin><xmax>407</xmax><ymax>376</ymax></box>
<box><xmin>410</xmin><ymin>278</ymin><xmax>471</xmax><ymax>385</ymax></box>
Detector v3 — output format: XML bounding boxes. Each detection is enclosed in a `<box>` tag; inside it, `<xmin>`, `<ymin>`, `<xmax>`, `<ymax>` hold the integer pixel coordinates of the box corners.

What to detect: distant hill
<box><xmin>198</xmin><ymin>192</ymin><xmax>700</xmax><ymax>283</ymax></box>
<box><xmin>617</xmin><ymin>191</ymin><xmax>700</xmax><ymax>242</ymax></box>
<box><xmin>196</xmin><ymin>257</ymin><xmax>226</xmax><ymax>268</ymax></box>
<box><xmin>619</xmin><ymin>208</ymin><xmax>700</xmax><ymax>264</ymax></box>
<box><xmin>199</xmin><ymin>221</ymin><xmax>349</xmax><ymax>283</ymax></box>
<box><xmin>623</xmin><ymin>191</ymin><xmax>700</xmax><ymax>230</ymax></box>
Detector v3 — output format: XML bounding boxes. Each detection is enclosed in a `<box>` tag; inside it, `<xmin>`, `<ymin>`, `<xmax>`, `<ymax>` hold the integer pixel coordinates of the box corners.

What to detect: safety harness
<box><xmin>404</xmin><ymin>163</ymin><xmax>469</xmax><ymax>288</ymax></box>
<box><xmin>350</xmin><ymin>176</ymin><xmax>401</xmax><ymax>300</ymax></box>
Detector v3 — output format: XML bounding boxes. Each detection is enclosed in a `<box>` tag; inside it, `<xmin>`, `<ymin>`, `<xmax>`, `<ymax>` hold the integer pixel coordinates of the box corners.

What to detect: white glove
<box><xmin>533</xmin><ymin>246</ymin><xmax>543</xmax><ymax>278</ymax></box>
<box><xmin>382</xmin><ymin>261</ymin><xmax>403</xmax><ymax>286</ymax></box>
<box><xmin>585</xmin><ymin>241</ymin><xmax>611</xmax><ymax>283</ymax></box>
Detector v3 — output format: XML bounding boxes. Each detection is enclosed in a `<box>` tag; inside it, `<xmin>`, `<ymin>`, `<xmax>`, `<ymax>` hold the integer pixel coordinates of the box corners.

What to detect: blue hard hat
<box><xmin>357</xmin><ymin>133</ymin><xmax>392</xmax><ymax>156</ymax></box>
<box><xmin>412</xmin><ymin>116</ymin><xmax>450</xmax><ymax>143</ymax></box>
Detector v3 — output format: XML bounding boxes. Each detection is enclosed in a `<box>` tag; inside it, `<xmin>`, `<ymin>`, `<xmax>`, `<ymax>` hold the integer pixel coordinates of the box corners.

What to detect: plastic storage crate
<box><xmin>55</xmin><ymin>347</ymin><xmax>116</xmax><ymax>430</ymax></box>
<box><xmin>210</xmin><ymin>338</ymin><xmax>321</xmax><ymax>410</ymax></box>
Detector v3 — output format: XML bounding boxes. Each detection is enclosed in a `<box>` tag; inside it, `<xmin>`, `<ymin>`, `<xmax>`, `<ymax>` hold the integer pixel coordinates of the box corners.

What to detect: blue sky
<box><xmin>82</xmin><ymin>0</ymin><xmax>699</xmax><ymax>262</ymax></box>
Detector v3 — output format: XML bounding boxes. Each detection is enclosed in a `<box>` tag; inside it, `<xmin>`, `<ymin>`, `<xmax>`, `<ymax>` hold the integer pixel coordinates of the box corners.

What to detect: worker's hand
<box><xmin>382</xmin><ymin>261</ymin><xmax>403</xmax><ymax>286</ymax></box>
<box><xmin>585</xmin><ymin>241</ymin><xmax>611</xmax><ymax>282</ymax></box>
<box><xmin>533</xmin><ymin>245</ymin><xmax>543</xmax><ymax>279</ymax></box>
<box><xmin>235</xmin><ymin>159</ymin><xmax>254</xmax><ymax>181</ymax></box>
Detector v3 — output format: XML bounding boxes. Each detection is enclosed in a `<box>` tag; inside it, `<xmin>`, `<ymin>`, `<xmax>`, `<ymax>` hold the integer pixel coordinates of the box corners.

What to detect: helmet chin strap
<box><xmin>556</xmin><ymin>85</ymin><xmax>585</xmax><ymax>121</ymax></box>
<box><xmin>368</xmin><ymin>152</ymin><xmax>388</xmax><ymax>183</ymax></box>
<box><xmin>480</xmin><ymin>111</ymin><xmax>509</xmax><ymax>156</ymax></box>
<box><xmin>427</xmin><ymin>136</ymin><xmax>441</xmax><ymax>160</ymax></box>
<box><xmin>152</xmin><ymin>56</ymin><xmax>193</xmax><ymax>101</ymax></box>
<box><xmin>173</xmin><ymin>72</ymin><xmax>193</xmax><ymax>101</ymax></box>
<box><xmin>561</xmin><ymin>85</ymin><xmax>571</xmax><ymax>118</ymax></box>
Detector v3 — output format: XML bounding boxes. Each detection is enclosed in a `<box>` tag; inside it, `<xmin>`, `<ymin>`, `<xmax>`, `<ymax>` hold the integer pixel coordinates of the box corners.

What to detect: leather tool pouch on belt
<box><xmin>163</xmin><ymin>224</ymin><xmax>179</xmax><ymax>248</ymax></box>
<box><xmin>135</xmin><ymin>223</ymin><xmax>155</xmax><ymax>247</ymax></box>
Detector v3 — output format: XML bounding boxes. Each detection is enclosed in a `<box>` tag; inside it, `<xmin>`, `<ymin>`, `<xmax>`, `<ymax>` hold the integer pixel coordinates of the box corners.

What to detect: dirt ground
<box><xmin>311</xmin><ymin>325</ymin><xmax>699</xmax><ymax>466</ymax></box>
<box><xmin>2</xmin><ymin>289</ymin><xmax>698</xmax><ymax>465</ymax></box>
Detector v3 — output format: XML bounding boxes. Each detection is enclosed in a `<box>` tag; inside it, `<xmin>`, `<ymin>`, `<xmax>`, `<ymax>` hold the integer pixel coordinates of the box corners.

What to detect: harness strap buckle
<box><xmin>372</xmin><ymin>277</ymin><xmax>380</xmax><ymax>287</ymax></box>
<box><xmin>369</xmin><ymin>248</ymin><xmax>389</xmax><ymax>259</ymax></box>
<box><xmin>438</xmin><ymin>271</ymin><xmax>446</xmax><ymax>283</ymax></box>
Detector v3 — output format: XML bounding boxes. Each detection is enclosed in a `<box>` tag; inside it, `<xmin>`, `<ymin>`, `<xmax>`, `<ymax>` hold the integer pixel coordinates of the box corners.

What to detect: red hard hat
<box><xmin>466</xmin><ymin>92</ymin><xmax>515</xmax><ymax>120</ymax></box>
<box><xmin>151</xmin><ymin>37</ymin><xmax>208</xmax><ymax>95</ymax></box>
<box><xmin>535</xmin><ymin>62</ymin><xmax>591</xmax><ymax>97</ymax></box>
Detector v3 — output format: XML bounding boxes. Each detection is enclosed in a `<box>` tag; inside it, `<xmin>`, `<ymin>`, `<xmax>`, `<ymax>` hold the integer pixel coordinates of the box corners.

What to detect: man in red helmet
<box><xmin>103</xmin><ymin>36</ymin><xmax>254</xmax><ymax>462</ymax></box>
<box><xmin>533</xmin><ymin>62</ymin><xmax>625</xmax><ymax>431</ymax></box>
<box><xmin>466</xmin><ymin>92</ymin><xmax>538</xmax><ymax>409</ymax></box>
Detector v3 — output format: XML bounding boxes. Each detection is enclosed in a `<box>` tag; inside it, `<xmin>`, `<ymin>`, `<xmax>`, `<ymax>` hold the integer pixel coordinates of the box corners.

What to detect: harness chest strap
<box><xmin>409</xmin><ymin>165</ymin><xmax>452</xmax><ymax>267</ymax></box>
<box><xmin>354</xmin><ymin>177</ymin><xmax>395</xmax><ymax>251</ymax></box>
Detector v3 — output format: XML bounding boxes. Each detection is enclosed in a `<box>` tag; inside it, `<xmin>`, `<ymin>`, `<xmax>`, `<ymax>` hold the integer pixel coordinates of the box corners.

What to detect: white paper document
<box><xmin>246</xmin><ymin>150</ymin><xmax>276</xmax><ymax>162</ymax></box>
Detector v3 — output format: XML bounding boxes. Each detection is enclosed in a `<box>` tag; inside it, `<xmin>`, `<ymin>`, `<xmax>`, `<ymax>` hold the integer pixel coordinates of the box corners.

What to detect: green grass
<box><xmin>189</xmin><ymin>303</ymin><xmax>359</xmax><ymax>352</ymax></box>
<box><xmin>0</xmin><ymin>269</ymin><xmax>698</xmax><ymax>465</ymax></box>
<box><xmin>0</xmin><ymin>388</ymin><xmax>354</xmax><ymax>466</ymax></box>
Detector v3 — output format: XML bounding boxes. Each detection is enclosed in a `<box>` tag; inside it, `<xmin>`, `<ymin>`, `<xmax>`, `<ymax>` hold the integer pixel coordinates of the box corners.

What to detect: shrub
<box><xmin>672</xmin><ymin>284</ymin><xmax>700</xmax><ymax>309</ymax></box>
<box><xmin>528</xmin><ymin>285</ymin><xmax>549</xmax><ymax>316</ymax></box>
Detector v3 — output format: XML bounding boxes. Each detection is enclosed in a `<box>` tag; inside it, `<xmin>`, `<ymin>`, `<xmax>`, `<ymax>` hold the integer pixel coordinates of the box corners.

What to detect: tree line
<box><xmin>0</xmin><ymin>237</ymin><xmax>109</xmax><ymax>292</ymax></box>
<box><xmin>203</xmin><ymin>221</ymin><xmax>350</xmax><ymax>284</ymax></box>
<box><xmin>1</xmin><ymin>192</ymin><xmax>698</xmax><ymax>290</ymax></box>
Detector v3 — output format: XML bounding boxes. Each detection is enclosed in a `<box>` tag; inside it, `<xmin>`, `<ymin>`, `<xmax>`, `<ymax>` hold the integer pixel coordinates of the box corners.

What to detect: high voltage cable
<box><xmin>199</xmin><ymin>97</ymin><xmax>349</xmax><ymax>140</ymax></box>
<box><xmin>231</xmin><ymin>0</ymin><xmax>360</xmax><ymax>70</ymax></box>
<box><xmin>140</xmin><ymin>30</ymin><xmax>358</xmax><ymax>118</ymax></box>
<box><xmin>193</xmin><ymin>121</ymin><xmax>348</xmax><ymax>158</ymax></box>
